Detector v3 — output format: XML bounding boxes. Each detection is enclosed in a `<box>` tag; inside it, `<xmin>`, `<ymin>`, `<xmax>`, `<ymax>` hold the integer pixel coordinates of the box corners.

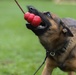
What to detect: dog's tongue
<box><xmin>24</xmin><ymin>12</ymin><xmax>42</xmax><ymax>27</ymax></box>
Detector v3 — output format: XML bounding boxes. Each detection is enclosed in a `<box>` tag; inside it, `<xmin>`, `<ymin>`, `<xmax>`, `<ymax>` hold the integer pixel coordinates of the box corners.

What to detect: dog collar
<box><xmin>46</xmin><ymin>40</ymin><xmax>69</xmax><ymax>57</ymax></box>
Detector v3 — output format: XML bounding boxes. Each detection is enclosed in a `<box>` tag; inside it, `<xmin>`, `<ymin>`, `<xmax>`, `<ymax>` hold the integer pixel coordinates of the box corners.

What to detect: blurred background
<box><xmin>0</xmin><ymin>0</ymin><xmax>76</xmax><ymax>75</ymax></box>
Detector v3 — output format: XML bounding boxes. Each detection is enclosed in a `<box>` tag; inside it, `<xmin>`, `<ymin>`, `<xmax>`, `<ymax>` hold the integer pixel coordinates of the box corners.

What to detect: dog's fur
<box><xmin>26</xmin><ymin>6</ymin><xmax>76</xmax><ymax>75</ymax></box>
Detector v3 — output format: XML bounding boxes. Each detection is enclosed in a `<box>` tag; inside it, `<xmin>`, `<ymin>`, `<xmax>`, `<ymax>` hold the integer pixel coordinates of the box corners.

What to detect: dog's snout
<box><xmin>28</xmin><ymin>6</ymin><xmax>34</xmax><ymax>11</ymax></box>
<box><xmin>27</xmin><ymin>6</ymin><xmax>36</xmax><ymax>13</ymax></box>
<box><xmin>29</xmin><ymin>7</ymin><xmax>34</xmax><ymax>11</ymax></box>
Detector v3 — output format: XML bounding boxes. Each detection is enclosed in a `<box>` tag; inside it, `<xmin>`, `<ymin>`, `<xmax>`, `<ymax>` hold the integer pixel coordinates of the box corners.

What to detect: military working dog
<box><xmin>26</xmin><ymin>6</ymin><xmax>76</xmax><ymax>75</ymax></box>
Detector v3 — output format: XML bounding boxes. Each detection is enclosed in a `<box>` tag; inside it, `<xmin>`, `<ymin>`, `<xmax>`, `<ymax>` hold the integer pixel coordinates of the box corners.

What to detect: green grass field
<box><xmin>0</xmin><ymin>0</ymin><xmax>76</xmax><ymax>75</ymax></box>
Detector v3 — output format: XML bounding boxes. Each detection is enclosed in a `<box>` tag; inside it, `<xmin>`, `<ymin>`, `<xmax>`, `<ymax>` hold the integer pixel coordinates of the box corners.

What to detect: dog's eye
<box><xmin>44</xmin><ymin>12</ymin><xmax>51</xmax><ymax>18</ymax></box>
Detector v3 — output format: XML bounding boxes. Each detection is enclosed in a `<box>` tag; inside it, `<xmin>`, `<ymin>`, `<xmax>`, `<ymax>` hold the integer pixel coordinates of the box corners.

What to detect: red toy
<box><xmin>15</xmin><ymin>0</ymin><xmax>42</xmax><ymax>27</ymax></box>
<box><xmin>24</xmin><ymin>12</ymin><xmax>42</xmax><ymax>27</ymax></box>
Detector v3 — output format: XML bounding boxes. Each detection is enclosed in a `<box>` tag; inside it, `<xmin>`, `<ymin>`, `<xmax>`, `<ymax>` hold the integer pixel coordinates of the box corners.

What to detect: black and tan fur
<box><xmin>26</xmin><ymin>6</ymin><xmax>76</xmax><ymax>75</ymax></box>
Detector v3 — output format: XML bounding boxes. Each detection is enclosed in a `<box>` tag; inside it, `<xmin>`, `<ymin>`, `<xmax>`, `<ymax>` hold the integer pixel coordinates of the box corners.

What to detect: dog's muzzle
<box><xmin>26</xmin><ymin>6</ymin><xmax>51</xmax><ymax>36</ymax></box>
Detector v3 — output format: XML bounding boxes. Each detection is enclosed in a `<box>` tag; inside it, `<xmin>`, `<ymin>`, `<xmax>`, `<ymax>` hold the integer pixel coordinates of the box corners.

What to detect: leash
<box><xmin>33</xmin><ymin>54</ymin><xmax>48</xmax><ymax>75</ymax></box>
<box><xmin>14</xmin><ymin>0</ymin><xmax>25</xmax><ymax>14</ymax></box>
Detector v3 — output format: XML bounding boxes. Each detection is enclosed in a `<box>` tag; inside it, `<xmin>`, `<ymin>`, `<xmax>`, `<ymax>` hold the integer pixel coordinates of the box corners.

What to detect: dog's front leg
<box><xmin>42</xmin><ymin>57</ymin><xmax>57</xmax><ymax>75</ymax></box>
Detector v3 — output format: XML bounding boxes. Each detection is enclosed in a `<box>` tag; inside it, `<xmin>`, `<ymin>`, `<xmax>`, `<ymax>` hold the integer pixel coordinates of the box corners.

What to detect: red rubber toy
<box><xmin>24</xmin><ymin>12</ymin><xmax>42</xmax><ymax>27</ymax></box>
<box><xmin>24</xmin><ymin>12</ymin><xmax>30</xmax><ymax>20</ymax></box>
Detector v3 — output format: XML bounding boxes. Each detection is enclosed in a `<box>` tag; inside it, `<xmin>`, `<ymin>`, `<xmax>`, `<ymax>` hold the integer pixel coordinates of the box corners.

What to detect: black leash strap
<box><xmin>33</xmin><ymin>55</ymin><xmax>47</xmax><ymax>75</ymax></box>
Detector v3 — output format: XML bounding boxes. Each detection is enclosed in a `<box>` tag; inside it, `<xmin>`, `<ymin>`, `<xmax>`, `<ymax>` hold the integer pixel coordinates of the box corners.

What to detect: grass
<box><xmin>0</xmin><ymin>0</ymin><xmax>76</xmax><ymax>75</ymax></box>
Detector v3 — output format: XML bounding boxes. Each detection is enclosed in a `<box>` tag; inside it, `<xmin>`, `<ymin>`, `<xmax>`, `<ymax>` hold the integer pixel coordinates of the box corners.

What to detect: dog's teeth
<box><xmin>37</xmin><ymin>25</ymin><xmax>45</xmax><ymax>29</ymax></box>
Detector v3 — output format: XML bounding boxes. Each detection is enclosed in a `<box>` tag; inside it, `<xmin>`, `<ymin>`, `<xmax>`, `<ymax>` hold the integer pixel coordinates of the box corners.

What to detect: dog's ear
<box><xmin>62</xmin><ymin>27</ymin><xmax>73</xmax><ymax>37</ymax></box>
<box><xmin>51</xmin><ymin>13</ymin><xmax>73</xmax><ymax>37</ymax></box>
<box><xmin>60</xmin><ymin>20</ymin><xmax>73</xmax><ymax>37</ymax></box>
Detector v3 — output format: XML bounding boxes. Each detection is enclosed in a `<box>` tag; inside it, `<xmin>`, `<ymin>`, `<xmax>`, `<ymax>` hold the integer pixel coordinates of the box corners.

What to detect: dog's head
<box><xmin>26</xmin><ymin>6</ymin><xmax>73</xmax><ymax>37</ymax></box>
<box><xmin>26</xmin><ymin>6</ymin><xmax>73</xmax><ymax>43</ymax></box>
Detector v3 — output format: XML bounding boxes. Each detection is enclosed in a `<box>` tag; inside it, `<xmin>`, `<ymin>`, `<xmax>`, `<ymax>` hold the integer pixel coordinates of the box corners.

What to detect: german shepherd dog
<box><xmin>26</xmin><ymin>6</ymin><xmax>76</xmax><ymax>75</ymax></box>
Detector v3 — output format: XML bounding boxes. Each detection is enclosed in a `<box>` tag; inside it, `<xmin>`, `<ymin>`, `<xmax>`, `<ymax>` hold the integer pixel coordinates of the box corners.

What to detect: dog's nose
<box><xmin>29</xmin><ymin>6</ymin><xmax>34</xmax><ymax>11</ymax></box>
<box><xmin>27</xmin><ymin>6</ymin><xmax>36</xmax><ymax>13</ymax></box>
<box><xmin>27</xmin><ymin>6</ymin><xmax>40</xmax><ymax>16</ymax></box>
